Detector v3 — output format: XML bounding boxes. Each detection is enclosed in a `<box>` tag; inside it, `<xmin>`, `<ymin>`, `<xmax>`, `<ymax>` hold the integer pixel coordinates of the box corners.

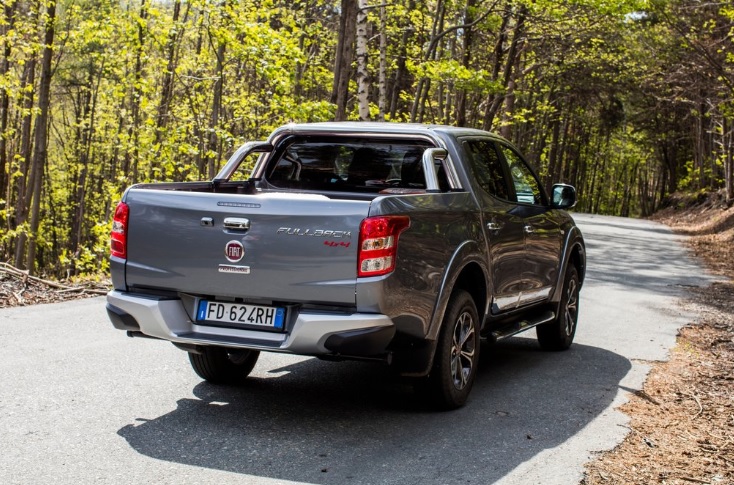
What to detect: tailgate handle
<box><xmin>224</xmin><ymin>217</ymin><xmax>251</xmax><ymax>231</ymax></box>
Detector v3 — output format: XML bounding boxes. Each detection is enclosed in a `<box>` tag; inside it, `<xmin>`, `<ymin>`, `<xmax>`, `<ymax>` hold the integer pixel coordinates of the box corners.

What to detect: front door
<box><xmin>497</xmin><ymin>143</ymin><xmax>563</xmax><ymax>306</ymax></box>
<box><xmin>461</xmin><ymin>138</ymin><xmax>526</xmax><ymax>313</ymax></box>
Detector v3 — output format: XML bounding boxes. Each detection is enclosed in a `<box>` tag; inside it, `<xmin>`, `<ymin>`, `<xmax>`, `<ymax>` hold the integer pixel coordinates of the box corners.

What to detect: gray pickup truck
<box><xmin>106</xmin><ymin>122</ymin><xmax>585</xmax><ymax>409</ymax></box>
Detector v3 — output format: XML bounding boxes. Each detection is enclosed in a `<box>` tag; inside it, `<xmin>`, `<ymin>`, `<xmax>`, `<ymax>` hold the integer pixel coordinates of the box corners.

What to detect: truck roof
<box><xmin>268</xmin><ymin>122</ymin><xmax>505</xmax><ymax>142</ymax></box>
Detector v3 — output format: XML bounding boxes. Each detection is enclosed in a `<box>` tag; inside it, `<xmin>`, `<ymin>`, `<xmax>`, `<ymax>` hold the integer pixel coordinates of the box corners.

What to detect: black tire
<box><xmin>188</xmin><ymin>347</ymin><xmax>260</xmax><ymax>384</ymax></box>
<box><xmin>537</xmin><ymin>264</ymin><xmax>580</xmax><ymax>351</ymax></box>
<box><xmin>422</xmin><ymin>289</ymin><xmax>480</xmax><ymax>410</ymax></box>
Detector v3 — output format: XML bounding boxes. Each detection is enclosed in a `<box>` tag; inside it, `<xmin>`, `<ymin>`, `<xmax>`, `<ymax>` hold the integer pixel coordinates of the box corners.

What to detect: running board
<box><xmin>488</xmin><ymin>310</ymin><xmax>556</xmax><ymax>342</ymax></box>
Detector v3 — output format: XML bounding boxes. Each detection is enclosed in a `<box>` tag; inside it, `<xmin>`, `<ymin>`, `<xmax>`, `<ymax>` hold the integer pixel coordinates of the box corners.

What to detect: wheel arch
<box><xmin>453</xmin><ymin>262</ymin><xmax>487</xmax><ymax>331</ymax></box>
<box><xmin>428</xmin><ymin>241</ymin><xmax>489</xmax><ymax>337</ymax></box>
<box><xmin>550</xmin><ymin>226</ymin><xmax>586</xmax><ymax>303</ymax></box>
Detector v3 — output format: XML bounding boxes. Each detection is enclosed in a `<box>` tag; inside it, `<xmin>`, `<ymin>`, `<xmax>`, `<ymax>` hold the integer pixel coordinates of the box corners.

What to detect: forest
<box><xmin>0</xmin><ymin>0</ymin><xmax>732</xmax><ymax>277</ymax></box>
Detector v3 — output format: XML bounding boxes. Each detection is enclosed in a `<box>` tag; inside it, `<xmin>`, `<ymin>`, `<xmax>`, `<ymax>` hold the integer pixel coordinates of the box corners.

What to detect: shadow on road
<box><xmin>118</xmin><ymin>338</ymin><xmax>630</xmax><ymax>484</ymax></box>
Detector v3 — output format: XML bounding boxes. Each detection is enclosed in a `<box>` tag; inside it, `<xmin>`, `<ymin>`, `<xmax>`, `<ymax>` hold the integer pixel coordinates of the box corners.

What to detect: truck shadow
<box><xmin>118</xmin><ymin>338</ymin><xmax>630</xmax><ymax>484</ymax></box>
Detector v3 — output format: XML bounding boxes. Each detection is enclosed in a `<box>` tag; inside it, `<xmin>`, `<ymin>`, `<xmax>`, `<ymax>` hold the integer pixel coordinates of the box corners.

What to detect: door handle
<box><xmin>486</xmin><ymin>222</ymin><xmax>503</xmax><ymax>231</ymax></box>
<box><xmin>224</xmin><ymin>217</ymin><xmax>251</xmax><ymax>231</ymax></box>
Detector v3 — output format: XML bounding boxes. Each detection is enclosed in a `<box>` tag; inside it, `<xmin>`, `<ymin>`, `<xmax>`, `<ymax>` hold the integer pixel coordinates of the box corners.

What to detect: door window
<box><xmin>499</xmin><ymin>144</ymin><xmax>544</xmax><ymax>206</ymax></box>
<box><xmin>463</xmin><ymin>139</ymin><xmax>510</xmax><ymax>200</ymax></box>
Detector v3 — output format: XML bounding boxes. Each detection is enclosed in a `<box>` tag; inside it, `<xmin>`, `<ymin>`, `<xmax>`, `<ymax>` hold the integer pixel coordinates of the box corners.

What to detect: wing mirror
<box><xmin>551</xmin><ymin>184</ymin><xmax>577</xmax><ymax>210</ymax></box>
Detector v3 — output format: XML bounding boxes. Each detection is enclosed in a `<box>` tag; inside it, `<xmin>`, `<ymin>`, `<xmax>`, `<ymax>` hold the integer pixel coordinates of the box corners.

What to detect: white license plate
<box><xmin>196</xmin><ymin>301</ymin><xmax>285</xmax><ymax>330</ymax></box>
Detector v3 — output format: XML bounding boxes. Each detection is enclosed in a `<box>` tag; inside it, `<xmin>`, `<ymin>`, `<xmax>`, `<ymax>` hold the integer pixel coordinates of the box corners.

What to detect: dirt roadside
<box><xmin>0</xmin><ymin>262</ymin><xmax>108</xmax><ymax>307</ymax></box>
<box><xmin>2</xmin><ymin>198</ymin><xmax>733</xmax><ymax>484</ymax></box>
<box><xmin>583</xmin><ymin>194</ymin><xmax>734</xmax><ymax>485</ymax></box>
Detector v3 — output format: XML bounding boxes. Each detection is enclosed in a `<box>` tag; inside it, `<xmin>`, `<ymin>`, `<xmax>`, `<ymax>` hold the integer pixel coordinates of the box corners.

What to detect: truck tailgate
<box><xmin>123</xmin><ymin>190</ymin><xmax>369</xmax><ymax>305</ymax></box>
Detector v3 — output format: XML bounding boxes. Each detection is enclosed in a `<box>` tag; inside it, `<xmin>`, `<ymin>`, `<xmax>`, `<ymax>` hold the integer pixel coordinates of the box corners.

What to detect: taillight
<box><xmin>110</xmin><ymin>202</ymin><xmax>129</xmax><ymax>259</ymax></box>
<box><xmin>358</xmin><ymin>216</ymin><xmax>410</xmax><ymax>277</ymax></box>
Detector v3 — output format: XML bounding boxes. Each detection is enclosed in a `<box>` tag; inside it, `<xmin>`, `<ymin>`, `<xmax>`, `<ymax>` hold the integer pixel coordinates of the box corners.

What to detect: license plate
<box><xmin>196</xmin><ymin>301</ymin><xmax>285</xmax><ymax>330</ymax></box>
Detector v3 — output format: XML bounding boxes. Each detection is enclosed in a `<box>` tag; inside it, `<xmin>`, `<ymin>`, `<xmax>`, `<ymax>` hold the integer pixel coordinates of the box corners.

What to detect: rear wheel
<box><xmin>421</xmin><ymin>289</ymin><xmax>480</xmax><ymax>410</ymax></box>
<box><xmin>537</xmin><ymin>264</ymin><xmax>580</xmax><ymax>351</ymax></box>
<box><xmin>188</xmin><ymin>347</ymin><xmax>260</xmax><ymax>384</ymax></box>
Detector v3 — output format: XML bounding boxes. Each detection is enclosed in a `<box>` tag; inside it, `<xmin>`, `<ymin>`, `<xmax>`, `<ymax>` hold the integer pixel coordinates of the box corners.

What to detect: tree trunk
<box><xmin>11</xmin><ymin>0</ymin><xmax>40</xmax><ymax>268</ymax></box>
<box><xmin>377</xmin><ymin>4</ymin><xmax>387</xmax><ymax>121</ymax></box>
<box><xmin>355</xmin><ymin>0</ymin><xmax>369</xmax><ymax>121</ymax></box>
<box><xmin>724</xmin><ymin>117</ymin><xmax>733</xmax><ymax>205</ymax></box>
<box><xmin>25</xmin><ymin>0</ymin><xmax>56</xmax><ymax>275</ymax></box>
<box><xmin>482</xmin><ymin>8</ymin><xmax>510</xmax><ymax>131</ymax></box>
<box><xmin>454</xmin><ymin>0</ymin><xmax>476</xmax><ymax>127</ymax></box>
<box><xmin>208</xmin><ymin>39</ymin><xmax>226</xmax><ymax>179</ymax></box>
<box><xmin>389</xmin><ymin>0</ymin><xmax>415</xmax><ymax>120</ymax></box>
<box><xmin>123</xmin><ymin>0</ymin><xmax>148</xmax><ymax>185</ymax></box>
<box><xmin>0</xmin><ymin>0</ymin><xmax>15</xmax><ymax>213</ymax></box>
<box><xmin>497</xmin><ymin>7</ymin><xmax>526</xmax><ymax>139</ymax></box>
<box><xmin>155</xmin><ymin>0</ymin><xmax>182</xmax><ymax>135</ymax></box>
<box><xmin>334</xmin><ymin>0</ymin><xmax>357</xmax><ymax>121</ymax></box>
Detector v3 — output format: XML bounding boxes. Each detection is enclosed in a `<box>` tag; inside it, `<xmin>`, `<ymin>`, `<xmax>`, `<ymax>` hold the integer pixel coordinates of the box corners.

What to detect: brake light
<box><xmin>110</xmin><ymin>202</ymin><xmax>129</xmax><ymax>259</ymax></box>
<box><xmin>358</xmin><ymin>216</ymin><xmax>410</xmax><ymax>277</ymax></box>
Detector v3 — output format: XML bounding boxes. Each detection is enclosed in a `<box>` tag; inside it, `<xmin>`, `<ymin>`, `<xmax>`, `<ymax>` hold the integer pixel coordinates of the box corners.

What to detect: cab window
<box><xmin>463</xmin><ymin>139</ymin><xmax>511</xmax><ymax>200</ymax></box>
<box><xmin>499</xmin><ymin>144</ymin><xmax>545</xmax><ymax>206</ymax></box>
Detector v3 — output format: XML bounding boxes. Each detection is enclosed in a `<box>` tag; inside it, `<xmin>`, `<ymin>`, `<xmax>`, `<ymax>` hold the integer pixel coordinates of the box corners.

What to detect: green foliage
<box><xmin>0</xmin><ymin>0</ymin><xmax>732</xmax><ymax>276</ymax></box>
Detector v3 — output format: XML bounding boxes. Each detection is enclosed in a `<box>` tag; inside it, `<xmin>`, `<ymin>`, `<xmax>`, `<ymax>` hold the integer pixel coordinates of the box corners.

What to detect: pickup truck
<box><xmin>106</xmin><ymin>122</ymin><xmax>586</xmax><ymax>409</ymax></box>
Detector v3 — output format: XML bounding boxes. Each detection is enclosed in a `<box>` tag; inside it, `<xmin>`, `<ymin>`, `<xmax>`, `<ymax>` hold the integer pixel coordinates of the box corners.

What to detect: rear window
<box><xmin>264</xmin><ymin>137</ymin><xmax>435</xmax><ymax>192</ymax></box>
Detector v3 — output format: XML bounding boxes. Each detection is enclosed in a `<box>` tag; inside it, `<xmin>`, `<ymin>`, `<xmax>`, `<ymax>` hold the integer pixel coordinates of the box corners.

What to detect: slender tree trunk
<box><xmin>545</xmin><ymin>114</ymin><xmax>562</xmax><ymax>194</ymax></box>
<box><xmin>454</xmin><ymin>0</ymin><xmax>476</xmax><ymax>127</ymax></box>
<box><xmin>155</xmin><ymin>0</ymin><xmax>181</xmax><ymax>135</ymax></box>
<box><xmin>124</xmin><ymin>0</ymin><xmax>148</xmax><ymax>185</ymax></box>
<box><xmin>208</xmin><ymin>38</ymin><xmax>226</xmax><ymax>179</ymax></box>
<box><xmin>411</xmin><ymin>0</ymin><xmax>444</xmax><ymax>122</ymax></box>
<box><xmin>334</xmin><ymin>0</ymin><xmax>357</xmax><ymax>121</ymax></box>
<box><xmin>377</xmin><ymin>3</ymin><xmax>387</xmax><ymax>121</ymax></box>
<box><xmin>0</xmin><ymin>1</ymin><xmax>15</xmax><ymax>213</ymax></box>
<box><xmin>25</xmin><ymin>0</ymin><xmax>56</xmax><ymax>274</ymax></box>
<box><xmin>724</xmin><ymin>117</ymin><xmax>733</xmax><ymax>204</ymax></box>
<box><xmin>70</xmin><ymin>66</ymin><xmax>97</xmax><ymax>258</ymax></box>
<box><xmin>389</xmin><ymin>0</ymin><xmax>415</xmax><ymax>120</ymax></box>
<box><xmin>482</xmin><ymin>8</ymin><xmax>510</xmax><ymax>130</ymax></box>
<box><xmin>497</xmin><ymin>7</ymin><xmax>526</xmax><ymax>140</ymax></box>
<box><xmin>12</xmin><ymin>0</ymin><xmax>40</xmax><ymax>268</ymax></box>
<box><xmin>355</xmin><ymin>0</ymin><xmax>369</xmax><ymax>120</ymax></box>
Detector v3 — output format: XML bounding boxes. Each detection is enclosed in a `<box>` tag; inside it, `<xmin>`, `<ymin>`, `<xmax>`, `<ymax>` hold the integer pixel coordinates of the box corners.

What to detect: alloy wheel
<box><xmin>450</xmin><ymin>311</ymin><xmax>476</xmax><ymax>390</ymax></box>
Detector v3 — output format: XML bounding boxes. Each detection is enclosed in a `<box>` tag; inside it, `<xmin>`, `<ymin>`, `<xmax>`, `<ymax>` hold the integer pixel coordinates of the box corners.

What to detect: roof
<box><xmin>267</xmin><ymin>122</ymin><xmax>505</xmax><ymax>142</ymax></box>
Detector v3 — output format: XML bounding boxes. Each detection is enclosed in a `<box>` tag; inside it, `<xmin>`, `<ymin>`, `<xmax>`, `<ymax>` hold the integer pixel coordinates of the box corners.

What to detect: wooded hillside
<box><xmin>1</xmin><ymin>0</ymin><xmax>732</xmax><ymax>277</ymax></box>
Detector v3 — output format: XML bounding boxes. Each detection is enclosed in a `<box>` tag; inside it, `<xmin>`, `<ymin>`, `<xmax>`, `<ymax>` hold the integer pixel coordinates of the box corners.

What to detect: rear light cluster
<box><xmin>357</xmin><ymin>216</ymin><xmax>410</xmax><ymax>277</ymax></box>
<box><xmin>110</xmin><ymin>202</ymin><xmax>129</xmax><ymax>259</ymax></box>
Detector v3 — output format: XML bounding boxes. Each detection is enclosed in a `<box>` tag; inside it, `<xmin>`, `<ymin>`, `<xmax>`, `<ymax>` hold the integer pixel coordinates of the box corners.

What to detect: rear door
<box><xmin>124</xmin><ymin>189</ymin><xmax>369</xmax><ymax>305</ymax></box>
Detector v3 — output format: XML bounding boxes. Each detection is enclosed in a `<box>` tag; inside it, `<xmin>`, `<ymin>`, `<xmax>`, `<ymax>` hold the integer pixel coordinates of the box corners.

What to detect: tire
<box><xmin>422</xmin><ymin>289</ymin><xmax>480</xmax><ymax>410</ymax></box>
<box><xmin>188</xmin><ymin>346</ymin><xmax>260</xmax><ymax>384</ymax></box>
<box><xmin>537</xmin><ymin>264</ymin><xmax>580</xmax><ymax>351</ymax></box>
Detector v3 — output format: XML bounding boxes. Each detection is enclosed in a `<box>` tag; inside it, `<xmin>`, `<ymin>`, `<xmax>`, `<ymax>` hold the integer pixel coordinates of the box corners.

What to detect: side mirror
<box><xmin>551</xmin><ymin>184</ymin><xmax>577</xmax><ymax>210</ymax></box>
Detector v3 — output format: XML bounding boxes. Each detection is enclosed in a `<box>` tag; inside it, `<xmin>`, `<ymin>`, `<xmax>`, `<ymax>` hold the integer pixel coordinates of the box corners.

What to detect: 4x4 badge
<box><xmin>225</xmin><ymin>240</ymin><xmax>245</xmax><ymax>262</ymax></box>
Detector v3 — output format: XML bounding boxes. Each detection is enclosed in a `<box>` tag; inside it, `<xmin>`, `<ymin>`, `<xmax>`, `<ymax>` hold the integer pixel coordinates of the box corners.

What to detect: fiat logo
<box><xmin>225</xmin><ymin>240</ymin><xmax>245</xmax><ymax>262</ymax></box>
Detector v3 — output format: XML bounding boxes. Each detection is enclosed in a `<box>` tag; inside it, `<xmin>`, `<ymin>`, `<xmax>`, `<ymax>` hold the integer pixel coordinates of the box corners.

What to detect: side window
<box><xmin>499</xmin><ymin>144</ymin><xmax>544</xmax><ymax>205</ymax></box>
<box><xmin>463</xmin><ymin>139</ymin><xmax>510</xmax><ymax>200</ymax></box>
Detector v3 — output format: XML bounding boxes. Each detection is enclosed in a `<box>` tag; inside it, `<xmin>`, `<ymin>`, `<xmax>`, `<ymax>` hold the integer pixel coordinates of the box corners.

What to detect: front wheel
<box><xmin>537</xmin><ymin>264</ymin><xmax>580</xmax><ymax>351</ymax></box>
<box><xmin>421</xmin><ymin>289</ymin><xmax>480</xmax><ymax>410</ymax></box>
<box><xmin>188</xmin><ymin>347</ymin><xmax>260</xmax><ymax>384</ymax></box>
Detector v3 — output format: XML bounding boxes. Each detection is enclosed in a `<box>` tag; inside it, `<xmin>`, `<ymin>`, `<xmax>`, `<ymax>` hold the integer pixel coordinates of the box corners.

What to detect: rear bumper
<box><xmin>106</xmin><ymin>290</ymin><xmax>395</xmax><ymax>356</ymax></box>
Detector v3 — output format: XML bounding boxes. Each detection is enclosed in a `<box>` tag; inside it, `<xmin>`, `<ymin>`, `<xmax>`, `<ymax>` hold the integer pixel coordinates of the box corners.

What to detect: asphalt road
<box><xmin>0</xmin><ymin>214</ymin><xmax>716</xmax><ymax>485</ymax></box>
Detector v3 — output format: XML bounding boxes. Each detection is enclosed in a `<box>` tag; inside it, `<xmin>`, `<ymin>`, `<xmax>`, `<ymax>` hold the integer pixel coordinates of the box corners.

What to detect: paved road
<box><xmin>0</xmin><ymin>214</ymin><xmax>716</xmax><ymax>485</ymax></box>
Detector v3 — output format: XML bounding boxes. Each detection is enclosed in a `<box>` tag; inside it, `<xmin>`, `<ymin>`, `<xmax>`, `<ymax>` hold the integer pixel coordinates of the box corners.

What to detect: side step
<box><xmin>488</xmin><ymin>310</ymin><xmax>556</xmax><ymax>342</ymax></box>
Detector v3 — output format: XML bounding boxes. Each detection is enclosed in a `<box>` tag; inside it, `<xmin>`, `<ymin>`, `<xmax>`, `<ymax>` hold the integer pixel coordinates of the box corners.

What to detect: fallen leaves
<box><xmin>583</xmin><ymin>194</ymin><xmax>734</xmax><ymax>485</ymax></box>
